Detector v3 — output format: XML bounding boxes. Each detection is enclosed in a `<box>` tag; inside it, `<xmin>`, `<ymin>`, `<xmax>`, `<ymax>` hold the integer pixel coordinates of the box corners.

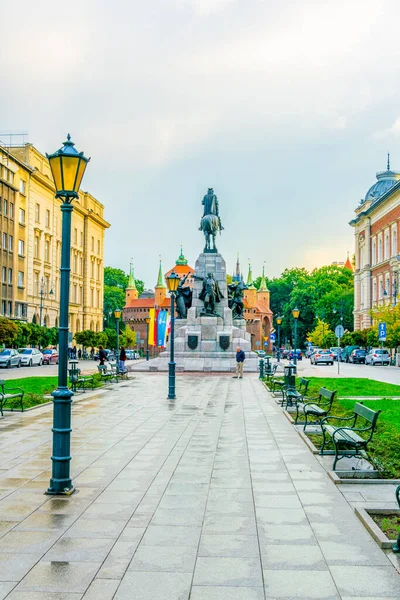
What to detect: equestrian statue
<box><xmin>199</xmin><ymin>188</ymin><xmax>224</xmax><ymax>253</ymax></box>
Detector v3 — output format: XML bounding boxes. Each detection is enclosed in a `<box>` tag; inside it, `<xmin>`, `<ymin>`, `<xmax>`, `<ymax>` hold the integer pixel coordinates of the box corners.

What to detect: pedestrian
<box><xmin>119</xmin><ymin>346</ymin><xmax>127</xmax><ymax>373</ymax></box>
<box><xmin>78</xmin><ymin>348</ymin><xmax>82</xmax><ymax>360</ymax></box>
<box><xmin>98</xmin><ymin>345</ymin><xmax>107</xmax><ymax>366</ymax></box>
<box><xmin>72</xmin><ymin>346</ymin><xmax>77</xmax><ymax>359</ymax></box>
<box><xmin>233</xmin><ymin>346</ymin><xmax>245</xmax><ymax>378</ymax></box>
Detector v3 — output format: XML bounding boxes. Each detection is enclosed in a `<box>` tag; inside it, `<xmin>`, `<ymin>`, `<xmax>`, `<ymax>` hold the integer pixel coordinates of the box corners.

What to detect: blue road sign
<box><xmin>378</xmin><ymin>322</ymin><xmax>387</xmax><ymax>341</ymax></box>
<box><xmin>270</xmin><ymin>333</ymin><xmax>276</xmax><ymax>342</ymax></box>
<box><xmin>264</xmin><ymin>341</ymin><xmax>268</xmax><ymax>346</ymax></box>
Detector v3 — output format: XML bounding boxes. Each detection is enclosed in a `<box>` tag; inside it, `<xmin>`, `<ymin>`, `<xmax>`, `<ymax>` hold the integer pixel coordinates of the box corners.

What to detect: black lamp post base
<box><xmin>168</xmin><ymin>361</ymin><xmax>176</xmax><ymax>399</ymax></box>
<box><xmin>46</xmin><ymin>482</ymin><xmax>75</xmax><ymax>496</ymax></box>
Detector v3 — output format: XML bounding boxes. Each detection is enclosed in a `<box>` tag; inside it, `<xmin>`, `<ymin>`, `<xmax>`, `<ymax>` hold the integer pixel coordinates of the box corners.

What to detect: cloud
<box><xmin>178</xmin><ymin>0</ymin><xmax>236</xmax><ymax>15</ymax></box>
<box><xmin>372</xmin><ymin>116</ymin><xmax>400</xmax><ymax>139</ymax></box>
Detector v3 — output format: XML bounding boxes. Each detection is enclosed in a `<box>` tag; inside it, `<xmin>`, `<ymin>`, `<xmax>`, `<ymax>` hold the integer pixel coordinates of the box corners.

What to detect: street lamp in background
<box><xmin>276</xmin><ymin>316</ymin><xmax>282</xmax><ymax>362</ymax></box>
<box><xmin>145</xmin><ymin>316</ymin><xmax>151</xmax><ymax>361</ymax></box>
<box><xmin>114</xmin><ymin>308</ymin><xmax>121</xmax><ymax>369</ymax></box>
<box><xmin>292</xmin><ymin>307</ymin><xmax>300</xmax><ymax>366</ymax></box>
<box><xmin>166</xmin><ymin>271</ymin><xmax>180</xmax><ymax>400</ymax></box>
<box><xmin>39</xmin><ymin>277</ymin><xmax>54</xmax><ymax>327</ymax></box>
<box><xmin>46</xmin><ymin>134</ymin><xmax>90</xmax><ymax>495</ymax></box>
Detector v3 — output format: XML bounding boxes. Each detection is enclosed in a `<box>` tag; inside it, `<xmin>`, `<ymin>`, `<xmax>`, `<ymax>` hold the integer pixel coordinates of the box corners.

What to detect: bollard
<box><xmin>259</xmin><ymin>358</ymin><xmax>264</xmax><ymax>379</ymax></box>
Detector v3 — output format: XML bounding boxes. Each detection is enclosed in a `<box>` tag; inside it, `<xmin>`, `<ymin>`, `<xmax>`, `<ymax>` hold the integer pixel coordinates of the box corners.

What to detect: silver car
<box><xmin>310</xmin><ymin>349</ymin><xmax>334</xmax><ymax>365</ymax></box>
<box><xmin>19</xmin><ymin>348</ymin><xmax>44</xmax><ymax>367</ymax></box>
<box><xmin>0</xmin><ymin>349</ymin><xmax>21</xmax><ymax>368</ymax></box>
<box><xmin>365</xmin><ymin>348</ymin><xmax>390</xmax><ymax>366</ymax></box>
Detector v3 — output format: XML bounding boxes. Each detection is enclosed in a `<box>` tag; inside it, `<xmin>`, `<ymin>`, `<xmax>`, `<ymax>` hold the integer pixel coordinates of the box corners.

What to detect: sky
<box><xmin>2</xmin><ymin>0</ymin><xmax>400</xmax><ymax>287</ymax></box>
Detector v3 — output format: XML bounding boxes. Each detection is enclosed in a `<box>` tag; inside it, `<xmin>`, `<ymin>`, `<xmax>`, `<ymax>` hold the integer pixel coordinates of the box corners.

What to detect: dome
<box><xmin>364</xmin><ymin>155</ymin><xmax>400</xmax><ymax>202</ymax></box>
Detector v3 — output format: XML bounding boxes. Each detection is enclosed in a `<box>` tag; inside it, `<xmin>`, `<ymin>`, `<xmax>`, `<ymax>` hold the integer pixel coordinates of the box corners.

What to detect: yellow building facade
<box><xmin>0</xmin><ymin>142</ymin><xmax>110</xmax><ymax>335</ymax></box>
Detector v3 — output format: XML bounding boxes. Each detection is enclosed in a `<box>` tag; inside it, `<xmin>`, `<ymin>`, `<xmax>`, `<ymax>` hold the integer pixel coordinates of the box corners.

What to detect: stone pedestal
<box><xmin>132</xmin><ymin>251</ymin><xmax>258</xmax><ymax>373</ymax></box>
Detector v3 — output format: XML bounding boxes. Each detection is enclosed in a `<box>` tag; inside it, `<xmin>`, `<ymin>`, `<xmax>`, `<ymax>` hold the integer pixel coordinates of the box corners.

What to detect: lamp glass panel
<box><xmin>166</xmin><ymin>274</ymin><xmax>180</xmax><ymax>292</ymax></box>
<box><xmin>61</xmin><ymin>156</ymin><xmax>80</xmax><ymax>192</ymax></box>
<box><xmin>73</xmin><ymin>158</ymin><xmax>88</xmax><ymax>192</ymax></box>
<box><xmin>292</xmin><ymin>308</ymin><xmax>300</xmax><ymax>319</ymax></box>
<box><xmin>48</xmin><ymin>156</ymin><xmax>63</xmax><ymax>193</ymax></box>
<box><xmin>114</xmin><ymin>309</ymin><xmax>121</xmax><ymax>319</ymax></box>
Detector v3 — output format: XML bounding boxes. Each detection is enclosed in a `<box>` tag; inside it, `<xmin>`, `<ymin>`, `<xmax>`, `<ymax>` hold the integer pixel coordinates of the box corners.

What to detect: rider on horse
<box><xmin>199</xmin><ymin>188</ymin><xmax>224</xmax><ymax>232</ymax></box>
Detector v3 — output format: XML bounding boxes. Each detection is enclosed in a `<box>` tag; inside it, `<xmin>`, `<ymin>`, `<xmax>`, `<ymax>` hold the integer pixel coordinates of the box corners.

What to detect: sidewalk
<box><xmin>0</xmin><ymin>374</ymin><xmax>398</xmax><ymax>599</ymax></box>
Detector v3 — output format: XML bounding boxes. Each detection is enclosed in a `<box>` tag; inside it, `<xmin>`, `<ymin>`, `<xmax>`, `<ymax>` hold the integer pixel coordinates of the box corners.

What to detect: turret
<box><xmin>244</xmin><ymin>262</ymin><xmax>257</xmax><ymax>307</ymax></box>
<box><xmin>257</xmin><ymin>265</ymin><xmax>270</xmax><ymax>308</ymax></box>
<box><xmin>154</xmin><ymin>260</ymin><xmax>166</xmax><ymax>307</ymax></box>
<box><xmin>125</xmin><ymin>263</ymin><xmax>138</xmax><ymax>304</ymax></box>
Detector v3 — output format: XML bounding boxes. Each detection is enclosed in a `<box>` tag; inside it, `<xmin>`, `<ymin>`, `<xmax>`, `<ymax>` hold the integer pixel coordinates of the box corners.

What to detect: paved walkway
<box><xmin>0</xmin><ymin>374</ymin><xmax>399</xmax><ymax>599</ymax></box>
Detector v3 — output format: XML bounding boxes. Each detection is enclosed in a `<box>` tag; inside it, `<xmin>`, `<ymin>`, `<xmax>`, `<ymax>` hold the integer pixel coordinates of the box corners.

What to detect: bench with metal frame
<box><xmin>0</xmin><ymin>379</ymin><xmax>25</xmax><ymax>416</ymax></box>
<box><xmin>320</xmin><ymin>402</ymin><xmax>381</xmax><ymax>470</ymax></box>
<box><xmin>68</xmin><ymin>367</ymin><xmax>95</xmax><ymax>393</ymax></box>
<box><xmin>98</xmin><ymin>364</ymin><xmax>119</xmax><ymax>383</ymax></box>
<box><xmin>282</xmin><ymin>377</ymin><xmax>310</xmax><ymax>409</ymax></box>
<box><xmin>296</xmin><ymin>387</ymin><xmax>337</xmax><ymax>430</ymax></box>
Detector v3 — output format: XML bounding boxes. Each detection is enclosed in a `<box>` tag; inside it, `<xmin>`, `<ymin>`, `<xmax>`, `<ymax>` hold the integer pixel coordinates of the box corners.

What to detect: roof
<box><xmin>344</xmin><ymin>254</ymin><xmax>353</xmax><ymax>271</ymax></box>
<box><xmin>165</xmin><ymin>264</ymin><xmax>194</xmax><ymax>277</ymax></box>
<box><xmin>127</xmin><ymin>263</ymin><xmax>137</xmax><ymax>290</ymax></box>
<box><xmin>124</xmin><ymin>298</ymin><xmax>155</xmax><ymax>309</ymax></box>
<box><xmin>155</xmin><ymin>261</ymin><xmax>165</xmax><ymax>289</ymax></box>
<box><xmin>176</xmin><ymin>245</ymin><xmax>188</xmax><ymax>266</ymax></box>
<box><xmin>258</xmin><ymin>266</ymin><xmax>269</xmax><ymax>292</ymax></box>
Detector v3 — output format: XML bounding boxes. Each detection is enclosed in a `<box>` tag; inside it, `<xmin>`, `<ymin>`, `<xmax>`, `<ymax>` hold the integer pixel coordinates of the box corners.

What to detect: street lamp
<box><xmin>46</xmin><ymin>134</ymin><xmax>90</xmax><ymax>496</ymax></box>
<box><xmin>292</xmin><ymin>307</ymin><xmax>300</xmax><ymax>366</ymax></box>
<box><xmin>276</xmin><ymin>316</ymin><xmax>282</xmax><ymax>362</ymax></box>
<box><xmin>166</xmin><ymin>271</ymin><xmax>180</xmax><ymax>400</ymax></box>
<box><xmin>39</xmin><ymin>277</ymin><xmax>54</xmax><ymax>327</ymax></box>
<box><xmin>145</xmin><ymin>316</ymin><xmax>151</xmax><ymax>361</ymax></box>
<box><xmin>114</xmin><ymin>308</ymin><xmax>121</xmax><ymax>369</ymax></box>
<box><xmin>393</xmin><ymin>278</ymin><xmax>398</xmax><ymax>307</ymax></box>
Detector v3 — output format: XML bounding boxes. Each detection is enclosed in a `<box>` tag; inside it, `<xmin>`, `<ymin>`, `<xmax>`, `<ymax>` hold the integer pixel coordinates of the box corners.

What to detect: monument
<box><xmin>139</xmin><ymin>188</ymin><xmax>258</xmax><ymax>372</ymax></box>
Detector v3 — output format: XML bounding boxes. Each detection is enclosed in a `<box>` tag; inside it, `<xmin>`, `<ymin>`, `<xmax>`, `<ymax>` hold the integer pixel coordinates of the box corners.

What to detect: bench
<box><xmin>296</xmin><ymin>387</ymin><xmax>337</xmax><ymax>430</ymax></box>
<box><xmin>320</xmin><ymin>402</ymin><xmax>381</xmax><ymax>470</ymax></box>
<box><xmin>282</xmin><ymin>378</ymin><xmax>310</xmax><ymax>409</ymax></box>
<box><xmin>68</xmin><ymin>368</ymin><xmax>95</xmax><ymax>393</ymax></box>
<box><xmin>98</xmin><ymin>364</ymin><xmax>119</xmax><ymax>383</ymax></box>
<box><xmin>0</xmin><ymin>379</ymin><xmax>25</xmax><ymax>416</ymax></box>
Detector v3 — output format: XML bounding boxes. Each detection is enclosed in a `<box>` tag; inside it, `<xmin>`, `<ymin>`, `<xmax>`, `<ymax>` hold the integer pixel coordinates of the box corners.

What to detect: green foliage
<box><xmin>307</xmin><ymin>318</ymin><xmax>336</xmax><ymax>348</ymax></box>
<box><xmin>306</xmin><ymin>377</ymin><xmax>400</xmax><ymax>397</ymax></box>
<box><xmin>104</xmin><ymin>327</ymin><xmax>117</xmax><ymax>349</ymax></box>
<box><xmin>0</xmin><ymin>317</ymin><xmax>18</xmax><ymax>346</ymax></box>
<box><xmin>257</xmin><ymin>265</ymin><xmax>354</xmax><ymax>348</ymax></box>
<box><xmin>104</xmin><ymin>267</ymin><xmax>129</xmax><ymax>289</ymax></box>
<box><xmin>94</xmin><ymin>332</ymin><xmax>108</xmax><ymax>348</ymax></box>
<box><xmin>370</xmin><ymin>303</ymin><xmax>400</xmax><ymax>349</ymax></box>
<box><xmin>74</xmin><ymin>330</ymin><xmax>96</xmax><ymax>349</ymax></box>
<box><xmin>104</xmin><ymin>266</ymin><xmax>145</xmax><ymax>327</ymax></box>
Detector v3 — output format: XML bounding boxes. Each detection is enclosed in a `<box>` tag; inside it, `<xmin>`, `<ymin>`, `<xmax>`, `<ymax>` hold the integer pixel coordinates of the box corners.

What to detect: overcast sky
<box><xmin>2</xmin><ymin>0</ymin><xmax>400</xmax><ymax>287</ymax></box>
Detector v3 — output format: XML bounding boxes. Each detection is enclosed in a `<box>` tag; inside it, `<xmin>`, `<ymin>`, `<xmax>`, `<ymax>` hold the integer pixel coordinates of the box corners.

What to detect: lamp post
<box><xmin>166</xmin><ymin>271</ymin><xmax>180</xmax><ymax>400</ymax></box>
<box><xmin>114</xmin><ymin>308</ymin><xmax>121</xmax><ymax>369</ymax></box>
<box><xmin>276</xmin><ymin>316</ymin><xmax>282</xmax><ymax>362</ymax></box>
<box><xmin>46</xmin><ymin>134</ymin><xmax>90</xmax><ymax>495</ymax></box>
<box><xmin>292</xmin><ymin>307</ymin><xmax>300</xmax><ymax>366</ymax></box>
<box><xmin>145</xmin><ymin>316</ymin><xmax>151</xmax><ymax>361</ymax></box>
<box><xmin>39</xmin><ymin>277</ymin><xmax>54</xmax><ymax>327</ymax></box>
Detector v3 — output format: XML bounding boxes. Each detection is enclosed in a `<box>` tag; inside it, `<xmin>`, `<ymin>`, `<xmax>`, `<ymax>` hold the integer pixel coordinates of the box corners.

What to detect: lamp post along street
<box><xmin>166</xmin><ymin>271</ymin><xmax>180</xmax><ymax>400</ymax></box>
<box><xmin>292</xmin><ymin>308</ymin><xmax>300</xmax><ymax>367</ymax></box>
<box><xmin>276</xmin><ymin>317</ymin><xmax>282</xmax><ymax>362</ymax></box>
<box><xmin>114</xmin><ymin>308</ymin><xmax>121</xmax><ymax>371</ymax></box>
<box><xmin>145</xmin><ymin>316</ymin><xmax>150</xmax><ymax>361</ymax></box>
<box><xmin>46</xmin><ymin>134</ymin><xmax>90</xmax><ymax>496</ymax></box>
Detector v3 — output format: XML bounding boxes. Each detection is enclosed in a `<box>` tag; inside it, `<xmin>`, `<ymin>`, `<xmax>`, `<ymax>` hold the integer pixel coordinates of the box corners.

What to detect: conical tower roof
<box><xmin>127</xmin><ymin>263</ymin><xmax>137</xmax><ymax>290</ymax></box>
<box><xmin>246</xmin><ymin>262</ymin><xmax>255</xmax><ymax>289</ymax></box>
<box><xmin>155</xmin><ymin>259</ymin><xmax>166</xmax><ymax>288</ymax></box>
<box><xmin>344</xmin><ymin>252</ymin><xmax>353</xmax><ymax>272</ymax></box>
<box><xmin>258</xmin><ymin>265</ymin><xmax>269</xmax><ymax>292</ymax></box>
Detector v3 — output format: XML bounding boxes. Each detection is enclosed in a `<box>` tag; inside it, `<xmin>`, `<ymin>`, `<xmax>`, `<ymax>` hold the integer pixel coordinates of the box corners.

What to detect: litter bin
<box><xmin>284</xmin><ymin>363</ymin><xmax>296</xmax><ymax>387</ymax></box>
<box><xmin>259</xmin><ymin>358</ymin><xmax>264</xmax><ymax>379</ymax></box>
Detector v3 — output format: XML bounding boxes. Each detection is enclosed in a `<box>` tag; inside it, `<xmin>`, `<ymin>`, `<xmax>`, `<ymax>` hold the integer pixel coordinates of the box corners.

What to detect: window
<box><xmin>35</xmin><ymin>203</ymin><xmax>40</xmax><ymax>222</ymax></box>
<box><xmin>1</xmin><ymin>301</ymin><xmax>5</xmax><ymax>315</ymax></box>
<box><xmin>97</xmin><ymin>289</ymin><xmax>100</xmax><ymax>308</ymax></box>
<box><xmin>8</xmin><ymin>268</ymin><xmax>12</xmax><ymax>285</ymax></box>
<box><xmin>80</xmin><ymin>231</ymin><xmax>83</xmax><ymax>247</ymax></box>
<box><xmin>393</xmin><ymin>229</ymin><xmax>397</xmax><ymax>257</ymax></box>
<box><xmin>79</xmin><ymin>257</ymin><xmax>83</xmax><ymax>275</ymax></box>
<box><xmin>371</xmin><ymin>238</ymin><xmax>376</xmax><ymax>265</ymax></box>
<box><xmin>19</xmin><ymin>208</ymin><xmax>25</xmax><ymax>224</ymax></box>
<box><xmin>18</xmin><ymin>271</ymin><xmax>24</xmax><ymax>287</ymax></box>
<box><xmin>8</xmin><ymin>172</ymin><xmax>14</xmax><ymax>185</ymax></box>
<box><xmin>44</xmin><ymin>240</ymin><xmax>50</xmax><ymax>262</ymax></box>
<box><xmin>18</xmin><ymin>239</ymin><xmax>25</xmax><ymax>256</ymax></box>
<box><xmin>34</xmin><ymin>236</ymin><xmax>39</xmax><ymax>259</ymax></box>
<box><xmin>2</xmin><ymin>267</ymin><xmax>6</xmax><ymax>283</ymax></box>
<box><xmin>91</xmin><ymin>288</ymin><xmax>94</xmax><ymax>306</ymax></box>
<box><xmin>45</xmin><ymin>209</ymin><xmax>50</xmax><ymax>228</ymax></box>
<box><xmin>97</xmin><ymin>240</ymin><xmax>100</xmax><ymax>254</ymax></box>
<box><xmin>91</xmin><ymin>236</ymin><xmax>94</xmax><ymax>251</ymax></box>
<box><xmin>73</xmin><ymin>284</ymin><xmax>77</xmax><ymax>303</ymax></box>
<box><xmin>2</xmin><ymin>233</ymin><xmax>6</xmax><ymax>249</ymax></box>
<box><xmin>8</xmin><ymin>301</ymin><xmax>12</xmax><ymax>316</ymax></box>
<box><xmin>34</xmin><ymin>272</ymin><xmax>39</xmax><ymax>297</ymax></box>
<box><xmin>8</xmin><ymin>235</ymin><xmax>12</xmax><ymax>252</ymax></box>
<box><xmin>91</xmin><ymin>261</ymin><xmax>94</xmax><ymax>279</ymax></box>
<box><xmin>378</xmin><ymin>237</ymin><xmax>383</xmax><ymax>262</ymax></box>
<box><xmin>9</xmin><ymin>203</ymin><xmax>13</xmax><ymax>219</ymax></box>
<box><xmin>3</xmin><ymin>199</ymin><xmax>7</xmax><ymax>216</ymax></box>
<box><xmin>385</xmin><ymin>232</ymin><xmax>390</xmax><ymax>260</ymax></box>
<box><xmin>19</xmin><ymin>180</ymin><xmax>26</xmax><ymax>195</ymax></box>
<box><xmin>379</xmin><ymin>278</ymin><xmax>383</xmax><ymax>299</ymax></box>
<box><xmin>74</xmin><ymin>228</ymin><xmax>77</xmax><ymax>244</ymax></box>
<box><xmin>73</xmin><ymin>254</ymin><xmax>77</xmax><ymax>274</ymax></box>
<box><xmin>373</xmin><ymin>279</ymin><xmax>377</xmax><ymax>302</ymax></box>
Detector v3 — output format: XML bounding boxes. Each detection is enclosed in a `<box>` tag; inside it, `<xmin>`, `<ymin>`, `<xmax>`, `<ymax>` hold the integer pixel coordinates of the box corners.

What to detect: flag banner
<box><xmin>157</xmin><ymin>310</ymin><xmax>168</xmax><ymax>347</ymax></box>
<box><xmin>153</xmin><ymin>309</ymin><xmax>160</xmax><ymax>346</ymax></box>
<box><xmin>148</xmin><ymin>308</ymin><xmax>155</xmax><ymax>346</ymax></box>
<box><xmin>166</xmin><ymin>314</ymin><xmax>171</xmax><ymax>339</ymax></box>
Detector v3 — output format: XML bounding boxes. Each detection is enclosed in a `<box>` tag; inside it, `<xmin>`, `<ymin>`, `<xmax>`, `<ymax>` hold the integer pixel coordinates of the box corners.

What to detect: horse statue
<box><xmin>199</xmin><ymin>188</ymin><xmax>224</xmax><ymax>253</ymax></box>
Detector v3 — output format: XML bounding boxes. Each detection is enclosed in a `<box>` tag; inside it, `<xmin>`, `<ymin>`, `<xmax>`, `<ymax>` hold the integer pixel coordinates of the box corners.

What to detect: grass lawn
<box><xmin>306</xmin><ymin>377</ymin><xmax>400</xmax><ymax>398</ymax></box>
<box><xmin>2</xmin><ymin>375</ymin><xmax>103</xmax><ymax>410</ymax></box>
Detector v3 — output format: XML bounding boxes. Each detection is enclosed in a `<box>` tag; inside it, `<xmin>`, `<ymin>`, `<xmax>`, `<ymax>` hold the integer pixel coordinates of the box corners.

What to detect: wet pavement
<box><xmin>0</xmin><ymin>373</ymin><xmax>399</xmax><ymax>599</ymax></box>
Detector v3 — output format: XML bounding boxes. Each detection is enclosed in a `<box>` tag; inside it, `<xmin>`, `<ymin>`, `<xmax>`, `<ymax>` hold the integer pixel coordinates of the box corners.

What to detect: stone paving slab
<box><xmin>0</xmin><ymin>374</ymin><xmax>398</xmax><ymax>599</ymax></box>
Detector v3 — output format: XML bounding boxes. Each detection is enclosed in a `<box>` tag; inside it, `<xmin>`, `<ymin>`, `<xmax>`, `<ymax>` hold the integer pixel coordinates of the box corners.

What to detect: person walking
<box><xmin>119</xmin><ymin>346</ymin><xmax>127</xmax><ymax>373</ymax></box>
<box><xmin>77</xmin><ymin>348</ymin><xmax>82</xmax><ymax>360</ymax></box>
<box><xmin>99</xmin><ymin>345</ymin><xmax>107</xmax><ymax>366</ymax></box>
<box><xmin>233</xmin><ymin>346</ymin><xmax>245</xmax><ymax>378</ymax></box>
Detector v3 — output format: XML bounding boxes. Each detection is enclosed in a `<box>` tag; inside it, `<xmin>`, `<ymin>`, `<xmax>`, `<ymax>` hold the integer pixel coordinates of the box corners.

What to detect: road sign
<box><xmin>264</xmin><ymin>342</ymin><xmax>268</xmax><ymax>346</ymax></box>
<box><xmin>256</xmin><ymin>341</ymin><xmax>260</xmax><ymax>347</ymax></box>
<box><xmin>378</xmin><ymin>322</ymin><xmax>387</xmax><ymax>342</ymax></box>
<box><xmin>270</xmin><ymin>333</ymin><xmax>276</xmax><ymax>342</ymax></box>
<box><xmin>335</xmin><ymin>325</ymin><xmax>345</xmax><ymax>338</ymax></box>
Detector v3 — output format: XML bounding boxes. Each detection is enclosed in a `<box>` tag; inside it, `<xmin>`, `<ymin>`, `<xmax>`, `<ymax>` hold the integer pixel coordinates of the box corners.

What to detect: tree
<box><xmin>15</xmin><ymin>321</ymin><xmax>32</xmax><ymax>348</ymax></box>
<box><xmin>104</xmin><ymin>327</ymin><xmax>117</xmax><ymax>350</ymax></box>
<box><xmin>307</xmin><ymin>318</ymin><xmax>335</xmax><ymax>348</ymax></box>
<box><xmin>125</xmin><ymin>328</ymin><xmax>136</xmax><ymax>347</ymax></box>
<box><xmin>0</xmin><ymin>317</ymin><xmax>18</xmax><ymax>346</ymax></box>
<box><xmin>370</xmin><ymin>304</ymin><xmax>400</xmax><ymax>349</ymax></box>
<box><xmin>94</xmin><ymin>332</ymin><xmax>108</xmax><ymax>348</ymax></box>
<box><xmin>104</xmin><ymin>267</ymin><xmax>129</xmax><ymax>289</ymax></box>
<box><xmin>75</xmin><ymin>330</ymin><xmax>96</xmax><ymax>350</ymax></box>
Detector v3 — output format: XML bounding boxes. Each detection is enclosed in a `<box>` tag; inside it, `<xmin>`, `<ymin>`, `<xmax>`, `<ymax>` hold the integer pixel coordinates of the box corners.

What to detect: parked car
<box><xmin>19</xmin><ymin>348</ymin><xmax>44</xmax><ymax>367</ymax></box>
<box><xmin>310</xmin><ymin>349</ymin><xmax>334</xmax><ymax>365</ymax></box>
<box><xmin>0</xmin><ymin>349</ymin><xmax>21</xmax><ymax>368</ymax></box>
<box><xmin>330</xmin><ymin>347</ymin><xmax>342</xmax><ymax>361</ymax></box>
<box><xmin>365</xmin><ymin>348</ymin><xmax>390</xmax><ymax>366</ymax></box>
<box><xmin>281</xmin><ymin>349</ymin><xmax>290</xmax><ymax>359</ymax></box>
<box><xmin>43</xmin><ymin>349</ymin><xmax>59</xmax><ymax>365</ymax></box>
<box><xmin>349</xmin><ymin>349</ymin><xmax>367</xmax><ymax>364</ymax></box>
<box><xmin>288</xmin><ymin>349</ymin><xmax>302</xmax><ymax>361</ymax></box>
<box><xmin>256</xmin><ymin>350</ymin><xmax>266</xmax><ymax>358</ymax></box>
<box><xmin>340</xmin><ymin>345</ymin><xmax>360</xmax><ymax>363</ymax></box>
